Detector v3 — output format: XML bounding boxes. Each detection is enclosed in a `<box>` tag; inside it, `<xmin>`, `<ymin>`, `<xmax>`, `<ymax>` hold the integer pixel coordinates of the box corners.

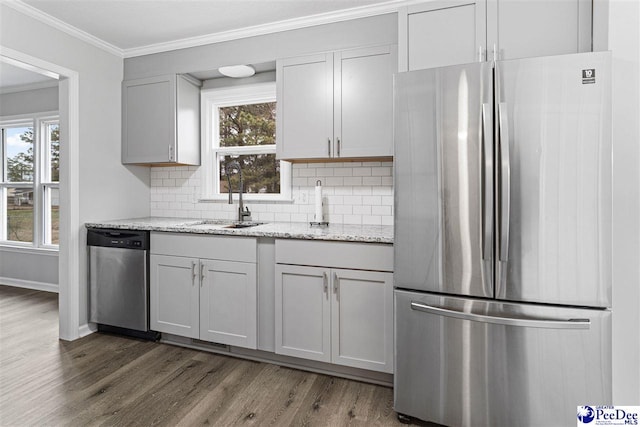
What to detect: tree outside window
<box><xmin>1</xmin><ymin>118</ymin><xmax>59</xmax><ymax>246</ymax></box>
<box><xmin>201</xmin><ymin>82</ymin><xmax>291</xmax><ymax>201</ymax></box>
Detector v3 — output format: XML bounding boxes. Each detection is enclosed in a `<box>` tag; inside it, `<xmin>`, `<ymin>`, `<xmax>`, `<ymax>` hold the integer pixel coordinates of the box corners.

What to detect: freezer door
<box><xmin>394</xmin><ymin>289</ymin><xmax>612</xmax><ymax>427</ymax></box>
<box><xmin>394</xmin><ymin>62</ymin><xmax>494</xmax><ymax>298</ymax></box>
<box><xmin>495</xmin><ymin>52</ymin><xmax>611</xmax><ymax>307</ymax></box>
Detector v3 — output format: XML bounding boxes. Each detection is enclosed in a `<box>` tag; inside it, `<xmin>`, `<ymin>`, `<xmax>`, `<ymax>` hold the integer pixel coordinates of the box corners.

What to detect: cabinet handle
<box><xmin>200</xmin><ymin>263</ymin><xmax>205</xmax><ymax>285</ymax></box>
<box><xmin>333</xmin><ymin>272</ymin><xmax>339</xmax><ymax>300</ymax></box>
<box><xmin>337</xmin><ymin>138</ymin><xmax>341</xmax><ymax>157</ymax></box>
<box><xmin>168</xmin><ymin>144</ymin><xmax>174</xmax><ymax>161</ymax></box>
<box><xmin>478</xmin><ymin>45</ymin><xmax>484</xmax><ymax>62</ymax></box>
<box><xmin>191</xmin><ymin>261</ymin><xmax>197</xmax><ymax>285</ymax></box>
<box><xmin>492</xmin><ymin>43</ymin><xmax>498</xmax><ymax>62</ymax></box>
<box><xmin>323</xmin><ymin>272</ymin><xmax>328</xmax><ymax>298</ymax></box>
<box><xmin>327</xmin><ymin>138</ymin><xmax>331</xmax><ymax>157</ymax></box>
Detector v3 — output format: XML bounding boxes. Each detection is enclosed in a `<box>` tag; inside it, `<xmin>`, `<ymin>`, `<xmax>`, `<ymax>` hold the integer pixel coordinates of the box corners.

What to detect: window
<box><xmin>201</xmin><ymin>82</ymin><xmax>291</xmax><ymax>201</ymax></box>
<box><xmin>1</xmin><ymin>115</ymin><xmax>59</xmax><ymax>248</ymax></box>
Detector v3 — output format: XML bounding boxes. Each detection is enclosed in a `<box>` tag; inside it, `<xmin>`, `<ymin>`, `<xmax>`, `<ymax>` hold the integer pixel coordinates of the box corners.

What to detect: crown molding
<box><xmin>2</xmin><ymin>0</ymin><xmax>124</xmax><ymax>57</ymax></box>
<box><xmin>122</xmin><ymin>0</ymin><xmax>407</xmax><ymax>58</ymax></box>
<box><xmin>4</xmin><ymin>0</ymin><xmax>408</xmax><ymax>60</ymax></box>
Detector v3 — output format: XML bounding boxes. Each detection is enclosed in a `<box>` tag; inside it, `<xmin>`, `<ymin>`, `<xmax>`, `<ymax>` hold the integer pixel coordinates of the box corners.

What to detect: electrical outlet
<box><xmin>299</xmin><ymin>191</ymin><xmax>308</xmax><ymax>204</ymax></box>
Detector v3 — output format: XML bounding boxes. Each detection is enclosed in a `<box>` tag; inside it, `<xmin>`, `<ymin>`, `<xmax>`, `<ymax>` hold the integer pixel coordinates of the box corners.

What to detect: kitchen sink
<box><xmin>182</xmin><ymin>220</ymin><xmax>264</xmax><ymax>229</ymax></box>
<box><xmin>223</xmin><ymin>222</ymin><xmax>263</xmax><ymax>229</ymax></box>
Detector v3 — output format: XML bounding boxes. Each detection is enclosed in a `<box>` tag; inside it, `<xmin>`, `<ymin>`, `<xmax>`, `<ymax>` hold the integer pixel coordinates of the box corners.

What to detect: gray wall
<box><xmin>1</xmin><ymin>3</ymin><xmax>151</xmax><ymax>330</ymax></box>
<box><xmin>0</xmin><ymin>248</ymin><xmax>58</xmax><ymax>293</ymax></box>
<box><xmin>0</xmin><ymin>84</ymin><xmax>60</xmax><ymax>290</ymax></box>
<box><xmin>0</xmin><ymin>85</ymin><xmax>58</xmax><ymax>116</ymax></box>
<box><xmin>124</xmin><ymin>13</ymin><xmax>397</xmax><ymax>79</ymax></box>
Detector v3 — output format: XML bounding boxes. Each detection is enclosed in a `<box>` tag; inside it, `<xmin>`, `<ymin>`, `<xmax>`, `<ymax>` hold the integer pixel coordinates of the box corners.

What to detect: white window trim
<box><xmin>0</xmin><ymin>112</ymin><xmax>59</xmax><ymax>249</ymax></box>
<box><xmin>200</xmin><ymin>82</ymin><xmax>292</xmax><ymax>202</ymax></box>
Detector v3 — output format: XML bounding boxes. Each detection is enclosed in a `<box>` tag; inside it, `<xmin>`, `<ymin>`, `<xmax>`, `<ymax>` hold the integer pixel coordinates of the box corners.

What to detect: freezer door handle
<box><xmin>410</xmin><ymin>302</ymin><xmax>591</xmax><ymax>330</ymax></box>
<box><xmin>481</xmin><ymin>103</ymin><xmax>493</xmax><ymax>260</ymax></box>
<box><xmin>498</xmin><ymin>102</ymin><xmax>511</xmax><ymax>262</ymax></box>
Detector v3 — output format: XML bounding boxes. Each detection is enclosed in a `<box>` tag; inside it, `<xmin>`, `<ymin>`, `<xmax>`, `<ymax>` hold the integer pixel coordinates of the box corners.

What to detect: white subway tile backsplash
<box><xmin>353</xmin><ymin>167</ymin><xmax>372</xmax><ymax>177</ymax></box>
<box><xmin>362</xmin><ymin>176</ymin><xmax>382</xmax><ymax>186</ymax></box>
<box><xmin>363</xmin><ymin>216</ymin><xmax>382</xmax><ymax>225</ymax></box>
<box><xmin>372</xmin><ymin>205</ymin><xmax>392</xmax><ymax>216</ymax></box>
<box><xmin>343</xmin><ymin>176</ymin><xmax>362</xmax><ymax>186</ymax></box>
<box><xmin>299</xmin><ymin>168</ymin><xmax>317</xmax><ymax>177</ymax></box>
<box><xmin>334</xmin><ymin>168</ymin><xmax>353</xmax><ymax>177</ymax></box>
<box><xmin>150</xmin><ymin>162</ymin><xmax>395</xmax><ymax>225</ymax></box>
<box><xmin>372</xmin><ymin>167</ymin><xmax>392</xmax><ymax>176</ymax></box>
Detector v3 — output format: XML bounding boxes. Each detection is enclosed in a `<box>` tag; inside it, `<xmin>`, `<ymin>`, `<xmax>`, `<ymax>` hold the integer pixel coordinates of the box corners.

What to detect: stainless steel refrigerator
<box><xmin>393</xmin><ymin>52</ymin><xmax>612</xmax><ymax>427</ymax></box>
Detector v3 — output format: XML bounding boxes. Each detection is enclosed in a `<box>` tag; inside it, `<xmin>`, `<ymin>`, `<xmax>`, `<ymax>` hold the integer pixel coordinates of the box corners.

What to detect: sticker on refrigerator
<box><xmin>582</xmin><ymin>69</ymin><xmax>596</xmax><ymax>84</ymax></box>
<box><xmin>577</xmin><ymin>406</ymin><xmax>640</xmax><ymax>425</ymax></box>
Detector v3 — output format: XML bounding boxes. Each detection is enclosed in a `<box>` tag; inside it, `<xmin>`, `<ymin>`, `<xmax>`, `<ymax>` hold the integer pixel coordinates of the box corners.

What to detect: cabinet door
<box><xmin>487</xmin><ymin>0</ymin><xmax>592</xmax><ymax>60</ymax></box>
<box><xmin>122</xmin><ymin>75</ymin><xmax>176</xmax><ymax>164</ymax></box>
<box><xmin>331</xmin><ymin>269</ymin><xmax>394</xmax><ymax>373</ymax></box>
<box><xmin>276</xmin><ymin>53</ymin><xmax>333</xmax><ymax>160</ymax></box>
<box><xmin>199</xmin><ymin>259</ymin><xmax>257</xmax><ymax>349</ymax></box>
<box><xmin>334</xmin><ymin>46</ymin><xmax>396</xmax><ymax>158</ymax></box>
<box><xmin>400</xmin><ymin>0</ymin><xmax>486</xmax><ymax>71</ymax></box>
<box><xmin>150</xmin><ymin>254</ymin><xmax>199</xmax><ymax>338</ymax></box>
<box><xmin>275</xmin><ymin>264</ymin><xmax>331</xmax><ymax>362</ymax></box>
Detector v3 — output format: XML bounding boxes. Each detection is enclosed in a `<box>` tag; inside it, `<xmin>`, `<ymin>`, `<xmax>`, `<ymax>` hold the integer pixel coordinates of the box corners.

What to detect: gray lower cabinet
<box><xmin>150</xmin><ymin>234</ymin><xmax>258</xmax><ymax>349</ymax></box>
<box><xmin>400</xmin><ymin>0</ymin><xmax>593</xmax><ymax>71</ymax></box>
<box><xmin>150</xmin><ymin>254</ymin><xmax>200</xmax><ymax>338</ymax></box>
<box><xmin>275</xmin><ymin>265</ymin><xmax>331</xmax><ymax>362</ymax></box>
<box><xmin>122</xmin><ymin>74</ymin><xmax>200</xmax><ymax>165</ymax></box>
<box><xmin>199</xmin><ymin>259</ymin><xmax>257</xmax><ymax>348</ymax></box>
<box><xmin>274</xmin><ymin>240</ymin><xmax>394</xmax><ymax>373</ymax></box>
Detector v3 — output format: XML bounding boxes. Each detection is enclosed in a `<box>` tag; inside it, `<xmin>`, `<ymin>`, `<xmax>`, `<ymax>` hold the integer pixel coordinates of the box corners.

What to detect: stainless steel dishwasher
<box><xmin>88</xmin><ymin>228</ymin><xmax>158</xmax><ymax>339</ymax></box>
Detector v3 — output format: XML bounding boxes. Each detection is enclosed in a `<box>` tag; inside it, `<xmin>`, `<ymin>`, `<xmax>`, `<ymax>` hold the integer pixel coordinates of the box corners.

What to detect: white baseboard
<box><xmin>0</xmin><ymin>277</ymin><xmax>58</xmax><ymax>293</ymax></box>
<box><xmin>78</xmin><ymin>323</ymin><xmax>97</xmax><ymax>338</ymax></box>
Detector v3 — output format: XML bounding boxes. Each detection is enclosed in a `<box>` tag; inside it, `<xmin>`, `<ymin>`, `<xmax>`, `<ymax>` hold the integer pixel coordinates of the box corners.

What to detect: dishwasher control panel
<box><xmin>87</xmin><ymin>228</ymin><xmax>149</xmax><ymax>250</ymax></box>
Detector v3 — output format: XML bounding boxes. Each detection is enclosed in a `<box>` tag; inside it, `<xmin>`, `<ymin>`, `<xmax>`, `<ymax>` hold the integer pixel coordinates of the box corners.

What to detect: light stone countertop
<box><xmin>85</xmin><ymin>217</ymin><xmax>394</xmax><ymax>244</ymax></box>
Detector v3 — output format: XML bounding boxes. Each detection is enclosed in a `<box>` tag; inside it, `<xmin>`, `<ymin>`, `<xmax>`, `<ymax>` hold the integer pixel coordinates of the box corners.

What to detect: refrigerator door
<box><xmin>394</xmin><ymin>289</ymin><xmax>612</xmax><ymax>427</ymax></box>
<box><xmin>495</xmin><ymin>52</ymin><xmax>612</xmax><ymax>308</ymax></box>
<box><xmin>394</xmin><ymin>62</ymin><xmax>494</xmax><ymax>298</ymax></box>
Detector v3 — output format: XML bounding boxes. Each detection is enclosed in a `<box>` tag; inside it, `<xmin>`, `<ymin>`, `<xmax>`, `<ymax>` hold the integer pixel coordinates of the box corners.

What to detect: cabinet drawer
<box><xmin>151</xmin><ymin>232</ymin><xmax>256</xmax><ymax>263</ymax></box>
<box><xmin>275</xmin><ymin>239</ymin><xmax>393</xmax><ymax>272</ymax></box>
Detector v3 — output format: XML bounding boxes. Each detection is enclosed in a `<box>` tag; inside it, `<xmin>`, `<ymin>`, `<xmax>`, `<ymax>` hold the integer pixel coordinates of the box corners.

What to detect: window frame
<box><xmin>0</xmin><ymin>112</ymin><xmax>59</xmax><ymax>250</ymax></box>
<box><xmin>200</xmin><ymin>82</ymin><xmax>291</xmax><ymax>202</ymax></box>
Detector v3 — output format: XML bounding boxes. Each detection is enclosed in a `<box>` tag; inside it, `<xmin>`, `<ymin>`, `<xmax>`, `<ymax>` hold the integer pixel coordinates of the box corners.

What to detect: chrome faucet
<box><xmin>225</xmin><ymin>160</ymin><xmax>252</xmax><ymax>222</ymax></box>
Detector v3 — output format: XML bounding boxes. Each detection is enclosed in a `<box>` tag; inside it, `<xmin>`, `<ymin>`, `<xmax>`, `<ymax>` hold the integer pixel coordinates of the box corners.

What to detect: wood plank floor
<box><xmin>0</xmin><ymin>286</ymin><xmax>427</xmax><ymax>426</ymax></box>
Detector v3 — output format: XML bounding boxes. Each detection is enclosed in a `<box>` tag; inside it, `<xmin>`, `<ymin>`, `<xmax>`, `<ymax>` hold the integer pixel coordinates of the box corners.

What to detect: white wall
<box><xmin>1</xmin><ymin>4</ymin><xmax>150</xmax><ymax>335</ymax></box>
<box><xmin>0</xmin><ymin>84</ymin><xmax>60</xmax><ymax>290</ymax></box>
<box><xmin>609</xmin><ymin>0</ymin><xmax>640</xmax><ymax>405</ymax></box>
<box><xmin>0</xmin><ymin>85</ymin><xmax>58</xmax><ymax>116</ymax></box>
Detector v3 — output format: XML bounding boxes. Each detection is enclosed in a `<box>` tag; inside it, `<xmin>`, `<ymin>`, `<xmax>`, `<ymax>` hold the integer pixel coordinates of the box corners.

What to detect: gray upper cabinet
<box><xmin>399</xmin><ymin>0</ymin><xmax>486</xmax><ymax>71</ymax></box>
<box><xmin>400</xmin><ymin>0</ymin><xmax>593</xmax><ymax>71</ymax></box>
<box><xmin>487</xmin><ymin>0</ymin><xmax>592</xmax><ymax>60</ymax></box>
<box><xmin>122</xmin><ymin>74</ymin><xmax>201</xmax><ymax>165</ymax></box>
<box><xmin>276</xmin><ymin>53</ymin><xmax>333</xmax><ymax>160</ymax></box>
<box><xmin>277</xmin><ymin>45</ymin><xmax>396</xmax><ymax>160</ymax></box>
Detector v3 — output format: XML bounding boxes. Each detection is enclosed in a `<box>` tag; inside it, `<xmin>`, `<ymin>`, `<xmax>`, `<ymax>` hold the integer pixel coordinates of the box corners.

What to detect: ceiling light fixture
<box><xmin>218</xmin><ymin>65</ymin><xmax>255</xmax><ymax>78</ymax></box>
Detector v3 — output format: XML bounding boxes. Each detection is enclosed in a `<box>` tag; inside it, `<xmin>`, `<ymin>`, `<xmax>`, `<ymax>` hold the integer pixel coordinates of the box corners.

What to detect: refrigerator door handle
<box><xmin>481</xmin><ymin>103</ymin><xmax>493</xmax><ymax>260</ymax></box>
<box><xmin>498</xmin><ymin>102</ymin><xmax>511</xmax><ymax>262</ymax></box>
<box><xmin>410</xmin><ymin>301</ymin><xmax>591</xmax><ymax>330</ymax></box>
